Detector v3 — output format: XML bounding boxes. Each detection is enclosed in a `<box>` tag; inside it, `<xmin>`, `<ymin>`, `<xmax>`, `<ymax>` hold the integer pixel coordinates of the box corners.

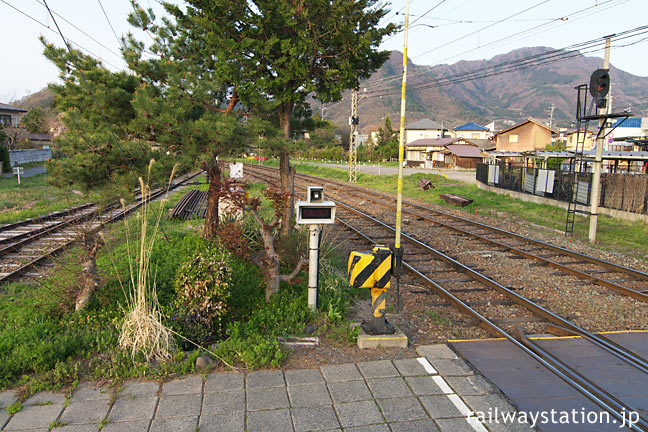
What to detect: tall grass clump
<box><xmin>116</xmin><ymin>160</ymin><xmax>177</xmax><ymax>362</ymax></box>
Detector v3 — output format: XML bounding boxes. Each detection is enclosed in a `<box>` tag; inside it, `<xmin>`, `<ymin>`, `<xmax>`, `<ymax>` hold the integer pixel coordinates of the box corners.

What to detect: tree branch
<box><xmin>280</xmin><ymin>256</ymin><xmax>307</xmax><ymax>282</ymax></box>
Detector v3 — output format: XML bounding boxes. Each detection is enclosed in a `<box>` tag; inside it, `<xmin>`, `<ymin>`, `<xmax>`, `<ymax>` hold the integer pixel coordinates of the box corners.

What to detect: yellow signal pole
<box><xmin>393</xmin><ymin>0</ymin><xmax>410</xmax><ymax>312</ymax></box>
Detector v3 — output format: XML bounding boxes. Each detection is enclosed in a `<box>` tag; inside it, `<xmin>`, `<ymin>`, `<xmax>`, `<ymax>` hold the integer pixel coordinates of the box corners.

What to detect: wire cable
<box><xmin>97</xmin><ymin>0</ymin><xmax>124</xmax><ymax>48</ymax></box>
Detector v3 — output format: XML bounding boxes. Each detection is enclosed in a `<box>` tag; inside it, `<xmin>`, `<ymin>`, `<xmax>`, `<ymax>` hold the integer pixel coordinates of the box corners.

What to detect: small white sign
<box><xmin>13</xmin><ymin>167</ymin><xmax>23</xmax><ymax>185</ymax></box>
<box><xmin>229</xmin><ymin>162</ymin><xmax>243</xmax><ymax>179</ymax></box>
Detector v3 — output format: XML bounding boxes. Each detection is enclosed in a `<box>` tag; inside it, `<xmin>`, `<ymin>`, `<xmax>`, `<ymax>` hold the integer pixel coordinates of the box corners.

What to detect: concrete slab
<box><xmin>356</xmin><ymin>360</ymin><xmax>399</xmax><ymax>379</ymax></box>
<box><xmin>118</xmin><ymin>380</ymin><xmax>160</xmax><ymax>398</ymax></box>
<box><xmin>284</xmin><ymin>369</ymin><xmax>325</xmax><ymax>386</ymax></box>
<box><xmin>342</xmin><ymin>423</ymin><xmax>389</xmax><ymax>431</ymax></box>
<box><xmin>149</xmin><ymin>415</ymin><xmax>198</xmax><ymax>432</ymax></box>
<box><xmin>161</xmin><ymin>375</ymin><xmax>203</xmax><ymax>395</ymax></box>
<box><xmin>334</xmin><ymin>400</ymin><xmax>384</xmax><ymax>428</ymax></box>
<box><xmin>246</xmin><ymin>370</ymin><xmax>285</xmax><ymax>389</ymax></box>
<box><xmin>204</xmin><ymin>372</ymin><xmax>244</xmax><ymax>393</ymax></box>
<box><xmin>366</xmin><ymin>377</ymin><xmax>413</xmax><ymax>399</ymax></box>
<box><xmin>59</xmin><ymin>399</ymin><xmax>111</xmax><ymax>424</ymax></box>
<box><xmin>320</xmin><ymin>363</ymin><xmax>363</xmax><ymax>382</ymax></box>
<box><xmin>3</xmin><ymin>403</ymin><xmax>63</xmax><ymax>430</ymax></box>
<box><xmin>416</xmin><ymin>344</ymin><xmax>458</xmax><ymax>360</ymax></box>
<box><xmin>23</xmin><ymin>391</ymin><xmax>66</xmax><ymax>406</ymax></box>
<box><xmin>444</xmin><ymin>375</ymin><xmax>494</xmax><ymax>396</ymax></box>
<box><xmin>327</xmin><ymin>380</ymin><xmax>373</xmax><ymax>403</ymax></box>
<box><xmin>202</xmin><ymin>390</ymin><xmax>245</xmax><ymax>415</ymax></box>
<box><xmin>291</xmin><ymin>405</ymin><xmax>340</xmax><ymax>431</ymax></box>
<box><xmin>109</xmin><ymin>396</ymin><xmax>158</xmax><ymax>421</ymax></box>
<box><xmin>375</xmin><ymin>396</ymin><xmax>428</xmax><ymax>422</ymax></box>
<box><xmin>405</xmin><ymin>376</ymin><xmax>447</xmax><ymax>396</ymax></box>
<box><xmin>418</xmin><ymin>395</ymin><xmax>465</xmax><ymax>419</ymax></box>
<box><xmin>155</xmin><ymin>393</ymin><xmax>202</xmax><ymax>418</ymax></box>
<box><xmin>246</xmin><ymin>408</ymin><xmax>293</xmax><ymax>432</ymax></box>
<box><xmin>389</xmin><ymin>419</ymin><xmax>440</xmax><ymax>431</ymax></box>
<box><xmin>53</xmin><ymin>424</ymin><xmax>99</xmax><ymax>432</ymax></box>
<box><xmin>101</xmin><ymin>420</ymin><xmax>151</xmax><ymax>432</ymax></box>
<box><xmin>287</xmin><ymin>382</ymin><xmax>332</xmax><ymax>407</ymax></box>
<box><xmin>0</xmin><ymin>391</ymin><xmax>17</xmax><ymax>409</ymax></box>
<box><xmin>247</xmin><ymin>387</ymin><xmax>290</xmax><ymax>411</ymax></box>
<box><xmin>435</xmin><ymin>417</ymin><xmax>479</xmax><ymax>432</ymax></box>
<box><xmin>425</xmin><ymin>358</ymin><xmax>474</xmax><ymax>376</ymax></box>
<box><xmin>393</xmin><ymin>358</ymin><xmax>432</xmax><ymax>377</ymax></box>
<box><xmin>356</xmin><ymin>325</ymin><xmax>408</xmax><ymax>349</ymax></box>
<box><xmin>199</xmin><ymin>412</ymin><xmax>245</xmax><ymax>432</ymax></box>
<box><xmin>69</xmin><ymin>382</ymin><xmax>112</xmax><ymax>402</ymax></box>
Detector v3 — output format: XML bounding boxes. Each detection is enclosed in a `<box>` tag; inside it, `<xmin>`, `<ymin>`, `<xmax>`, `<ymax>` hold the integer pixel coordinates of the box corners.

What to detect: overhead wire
<box><xmin>96</xmin><ymin>0</ymin><xmax>124</xmax><ymax>49</ymax></box>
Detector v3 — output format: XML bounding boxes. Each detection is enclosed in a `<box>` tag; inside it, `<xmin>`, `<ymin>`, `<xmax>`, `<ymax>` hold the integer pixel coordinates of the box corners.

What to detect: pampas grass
<box><xmin>116</xmin><ymin>160</ymin><xmax>177</xmax><ymax>362</ymax></box>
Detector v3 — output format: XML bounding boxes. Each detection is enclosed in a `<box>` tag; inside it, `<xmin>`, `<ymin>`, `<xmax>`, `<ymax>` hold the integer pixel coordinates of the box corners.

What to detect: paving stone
<box><xmin>327</xmin><ymin>380</ymin><xmax>373</xmax><ymax>403</ymax></box>
<box><xmin>109</xmin><ymin>396</ymin><xmax>158</xmax><ymax>421</ymax></box>
<box><xmin>288</xmin><ymin>382</ymin><xmax>332</xmax><ymax>407</ymax></box>
<box><xmin>247</xmin><ymin>387</ymin><xmax>290</xmax><ymax>411</ymax></box>
<box><xmin>462</xmin><ymin>394</ymin><xmax>515</xmax><ymax>417</ymax></box>
<box><xmin>343</xmin><ymin>424</ymin><xmax>389</xmax><ymax>432</ymax></box>
<box><xmin>24</xmin><ymin>390</ymin><xmax>66</xmax><ymax>406</ymax></box>
<box><xmin>356</xmin><ymin>360</ymin><xmax>399</xmax><ymax>379</ymax></box>
<box><xmin>375</xmin><ymin>396</ymin><xmax>427</xmax><ymax>422</ymax></box>
<box><xmin>320</xmin><ymin>363</ymin><xmax>363</xmax><ymax>382</ymax></box>
<box><xmin>199</xmin><ymin>412</ymin><xmax>245</xmax><ymax>432</ymax></box>
<box><xmin>3</xmin><ymin>403</ymin><xmax>63</xmax><ymax>430</ymax></box>
<box><xmin>247</xmin><ymin>408</ymin><xmax>294</xmax><ymax>431</ymax></box>
<box><xmin>118</xmin><ymin>380</ymin><xmax>160</xmax><ymax>399</ymax></box>
<box><xmin>70</xmin><ymin>382</ymin><xmax>112</xmax><ymax>402</ymax></box>
<box><xmin>155</xmin><ymin>393</ymin><xmax>201</xmax><ymax>418</ymax></box>
<box><xmin>101</xmin><ymin>419</ymin><xmax>151</xmax><ymax>432</ymax></box>
<box><xmin>444</xmin><ymin>375</ymin><xmax>494</xmax><ymax>396</ymax></box>
<box><xmin>202</xmin><ymin>390</ymin><xmax>245</xmax><ymax>415</ymax></box>
<box><xmin>416</xmin><ymin>344</ymin><xmax>458</xmax><ymax>360</ymax></box>
<box><xmin>388</xmin><ymin>419</ymin><xmax>440</xmax><ymax>432</ymax></box>
<box><xmin>419</xmin><ymin>395</ymin><xmax>464</xmax><ymax>419</ymax></box>
<box><xmin>482</xmin><ymin>417</ymin><xmax>535</xmax><ymax>432</ymax></box>
<box><xmin>55</xmin><ymin>424</ymin><xmax>100</xmax><ymax>432</ymax></box>
<box><xmin>246</xmin><ymin>370</ymin><xmax>285</xmax><ymax>389</ymax></box>
<box><xmin>60</xmin><ymin>399</ymin><xmax>111</xmax><ymax>424</ymax></box>
<box><xmin>0</xmin><ymin>390</ymin><xmax>17</xmax><ymax>409</ymax></box>
<box><xmin>285</xmin><ymin>369</ymin><xmax>325</xmax><ymax>386</ymax></box>
<box><xmin>204</xmin><ymin>372</ymin><xmax>244</xmax><ymax>393</ymax></box>
<box><xmin>291</xmin><ymin>405</ymin><xmax>340</xmax><ymax>431</ymax></box>
<box><xmin>434</xmin><ymin>417</ymin><xmax>477</xmax><ymax>432</ymax></box>
<box><xmin>150</xmin><ymin>415</ymin><xmax>198</xmax><ymax>432</ymax></box>
<box><xmin>161</xmin><ymin>375</ymin><xmax>203</xmax><ymax>395</ymax></box>
<box><xmin>334</xmin><ymin>400</ymin><xmax>384</xmax><ymax>428</ymax></box>
<box><xmin>425</xmin><ymin>358</ymin><xmax>474</xmax><ymax>376</ymax></box>
<box><xmin>0</xmin><ymin>411</ymin><xmax>9</xmax><ymax>430</ymax></box>
<box><xmin>405</xmin><ymin>376</ymin><xmax>446</xmax><ymax>396</ymax></box>
<box><xmin>393</xmin><ymin>358</ymin><xmax>431</xmax><ymax>377</ymax></box>
<box><xmin>366</xmin><ymin>377</ymin><xmax>413</xmax><ymax>399</ymax></box>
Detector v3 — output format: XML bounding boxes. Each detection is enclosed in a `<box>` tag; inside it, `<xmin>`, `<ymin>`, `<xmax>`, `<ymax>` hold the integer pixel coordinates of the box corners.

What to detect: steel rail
<box><xmin>246</xmin><ymin>164</ymin><xmax>648</xmax><ymax>300</ymax></box>
<box><xmin>0</xmin><ymin>203</ymin><xmax>95</xmax><ymax>234</ymax></box>
<box><xmin>243</xmin><ymin>168</ymin><xmax>648</xmax><ymax>375</ymax></box>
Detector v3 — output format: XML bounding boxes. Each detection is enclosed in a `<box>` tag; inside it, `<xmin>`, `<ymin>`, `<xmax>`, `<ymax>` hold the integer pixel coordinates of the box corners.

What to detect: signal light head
<box><xmin>589</xmin><ymin>69</ymin><xmax>610</xmax><ymax>108</ymax></box>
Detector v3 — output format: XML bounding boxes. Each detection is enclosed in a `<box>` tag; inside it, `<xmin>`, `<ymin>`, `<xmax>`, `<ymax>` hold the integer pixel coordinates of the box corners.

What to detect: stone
<box><xmin>54</xmin><ymin>424</ymin><xmax>99</xmax><ymax>432</ymax></box>
<box><xmin>405</xmin><ymin>376</ymin><xmax>446</xmax><ymax>396</ymax></box>
<box><xmin>342</xmin><ymin>423</ymin><xmax>389</xmax><ymax>431</ymax></box>
<box><xmin>155</xmin><ymin>393</ymin><xmax>202</xmax><ymax>418</ymax></box>
<box><xmin>291</xmin><ymin>406</ymin><xmax>340</xmax><ymax>431</ymax></box>
<box><xmin>389</xmin><ymin>419</ymin><xmax>440</xmax><ymax>432</ymax></box>
<box><xmin>356</xmin><ymin>360</ymin><xmax>399</xmax><ymax>379</ymax></box>
<box><xmin>60</xmin><ymin>399</ymin><xmax>111</xmax><ymax>424</ymax></box>
<box><xmin>287</xmin><ymin>382</ymin><xmax>332</xmax><ymax>407</ymax></box>
<box><xmin>24</xmin><ymin>391</ymin><xmax>66</xmax><ymax>406</ymax></box>
<box><xmin>196</xmin><ymin>355</ymin><xmax>216</xmax><ymax>369</ymax></box>
<box><xmin>202</xmin><ymin>390</ymin><xmax>245</xmax><ymax>415</ymax></box>
<box><xmin>3</xmin><ymin>403</ymin><xmax>63</xmax><ymax>430</ymax></box>
<box><xmin>102</xmin><ymin>420</ymin><xmax>151</xmax><ymax>432</ymax></box>
<box><xmin>393</xmin><ymin>358</ymin><xmax>431</xmax><ymax>377</ymax></box>
<box><xmin>462</xmin><ymin>394</ymin><xmax>516</xmax><ymax>417</ymax></box>
<box><xmin>70</xmin><ymin>382</ymin><xmax>112</xmax><ymax>402</ymax></box>
<box><xmin>320</xmin><ymin>363</ymin><xmax>363</xmax><ymax>382</ymax></box>
<box><xmin>366</xmin><ymin>377</ymin><xmax>413</xmax><ymax>399</ymax></box>
<box><xmin>416</xmin><ymin>344</ymin><xmax>458</xmax><ymax>360</ymax></box>
<box><xmin>334</xmin><ymin>400</ymin><xmax>385</xmax><ymax>428</ymax></box>
<box><xmin>161</xmin><ymin>375</ymin><xmax>203</xmax><ymax>395</ymax></box>
<box><xmin>327</xmin><ymin>380</ymin><xmax>373</xmax><ymax>403</ymax></box>
<box><xmin>247</xmin><ymin>387</ymin><xmax>290</xmax><ymax>411</ymax></box>
<box><xmin>0</xmin><ymin>390</ymin><xmax>17</xmax><ymax>409</ymax></box>
<box><xmin>418</xmin><ymin>395</ymin><xmax>464</xmax><ymax>419</ymax></box>
<box><xmin>246</xmin><ymin>370</ymin><xmax>285</xmax><ymax>389</ymax></box>
<box><xmin>375</xmin><ymin>397</ymin><xmax>428</xmax><ymax>422</ymax></box>
<box><xmin>204</xmin><ymin>372</ymin><xmax>244</xmax><ymax>393</ymax></box>
<box><xmin>444</xmin><ymin>375</ymin><xmax>494</xmax><ymax>396</ymax></box>
<box><xmin>118</xmin><ymin>381</ymin><xmax>160</xmax><ymax>399</ymax></box>
<box><xmin>246</xmin><ymin>408</ymin><xmax>293</xmax><ymax>432</ymax></box>
<box><xmin>199</xmin><ymin>412</ymin><xmax>245</xmax><ymax>432</ymax></box>
<box><xmin>434</xmin><ymin>417</ymin><xmax>478</xmax><ymax>432</ymax></box>
<box><xmin>149</xmin><ymin>415</ymin><xmax>198</xmax><ymax>432</ymax></box>
<box><xmin>426</xmin><ymin>358</ymin><xmax>474</xmax><ymax>376</ymax></box>
<box><xmin>109</xmin><ymin>396</ymin><xmax>158</xmax><ymax>421</ymax></box>
<box><xmin>284</xmin><ymin>369</ymin><xmax>325</xmax><ymax>386</ymax></box>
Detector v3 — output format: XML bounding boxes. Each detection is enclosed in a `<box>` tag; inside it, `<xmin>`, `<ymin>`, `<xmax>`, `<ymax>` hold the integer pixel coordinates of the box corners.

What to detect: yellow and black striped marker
<box><xmin>348</xmin><ymin>246</ymin><xmax>394</xmax><ymax>334</ymax></box>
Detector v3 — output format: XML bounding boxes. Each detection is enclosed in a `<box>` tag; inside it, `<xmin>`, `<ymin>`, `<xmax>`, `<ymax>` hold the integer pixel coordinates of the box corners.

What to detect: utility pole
<box><xmin>548</xmin><ymin>104</ymin><xmax>555</xmax><ymax>128</ymax></box>
<box><xmin>588</xmin><ymin>37</ymin><xmax>611</xmax><ymax>244</ymax></box>
<box><xmin>348</xmin><ymin>89</ymin><xmax>358</xmax><ymax>183</ymax></box>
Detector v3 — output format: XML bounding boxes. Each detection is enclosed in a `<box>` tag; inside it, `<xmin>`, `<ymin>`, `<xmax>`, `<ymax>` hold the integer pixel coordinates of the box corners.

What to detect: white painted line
<box><xmin>448</xmin><ymin>394</ymin><xmax>473</xmax><ymax>417</ymax></box>
<box><xmin>467</xmin><ymin>416</ymin><xmax>489</xmax><ymax>432</ymax></box>
<box><xmin>416</xmin><ymin>357</ymin><xmax>438</xmax><ymax>374</ymax></box>
<box><xmin>432</xmin><ymin>375</ymin><xmax>453</xmax><ymax>394</ymax></box>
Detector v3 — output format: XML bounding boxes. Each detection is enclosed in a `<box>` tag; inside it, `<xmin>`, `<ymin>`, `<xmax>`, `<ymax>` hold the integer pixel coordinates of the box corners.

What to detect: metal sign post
<box><xmin>13</xmin><ymin>167</ymin><xmax>23</xmax><ymax>185</ymax></box>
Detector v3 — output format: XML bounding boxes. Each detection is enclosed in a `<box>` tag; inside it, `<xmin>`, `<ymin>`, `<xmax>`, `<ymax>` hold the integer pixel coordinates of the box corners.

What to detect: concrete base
<box><xmin>352</xmin><ymin>322</ymin><xmax>408</xmax><ymax>349</ymax></box>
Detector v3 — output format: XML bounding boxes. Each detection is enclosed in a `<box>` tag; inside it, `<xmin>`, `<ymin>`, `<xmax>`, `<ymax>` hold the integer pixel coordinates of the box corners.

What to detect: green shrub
<box><xmin>170</xmin><ymin>244</ymin><xmax>232</xmax><ymax>346</ymax></box>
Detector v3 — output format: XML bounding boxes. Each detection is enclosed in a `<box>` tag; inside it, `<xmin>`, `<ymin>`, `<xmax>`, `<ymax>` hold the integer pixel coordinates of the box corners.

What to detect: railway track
<box><xmin>243</xmin><ymin>164</ymin><xmax>648</xmax><ymax>431</ymax></box>
<box><xmin>0</xmin><ymin>170</ymin><xmax>202</xmax><ymax>286</ymax></box>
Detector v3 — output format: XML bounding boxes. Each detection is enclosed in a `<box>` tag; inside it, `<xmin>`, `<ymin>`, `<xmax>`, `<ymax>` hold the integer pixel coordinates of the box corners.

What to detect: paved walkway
<box><xmin>0</xmin><ymin>345</ymin><xmax>532</xmax><ymax>432</ymax></box>
<box><xmin>2</xmin><ymin>165</ymin><xmax>46</xmax><ymax>179</ymax></box>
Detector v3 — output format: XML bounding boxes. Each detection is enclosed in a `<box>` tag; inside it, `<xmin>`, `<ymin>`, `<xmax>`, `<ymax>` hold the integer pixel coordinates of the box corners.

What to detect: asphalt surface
<box><xmin>2</xmin><ymin>165</ymin><xmax>46</xmax><ymax>179</ymax></box>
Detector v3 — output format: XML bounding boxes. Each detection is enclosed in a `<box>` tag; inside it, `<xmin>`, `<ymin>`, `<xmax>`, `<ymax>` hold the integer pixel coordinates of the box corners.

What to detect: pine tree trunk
<box><xmin>75</xmin><ymin>238</ymin><xmax>101</xmax><ymax>312</ymax></box>
<box><xmin>203</xmin><ymin>159</ymin><xmax>221</xmax><ymax>239</ymax></box>
<box><xmin>278</xmin><ymin>102</ymin><xmax>294</xmax><ymax>237</ymax></box>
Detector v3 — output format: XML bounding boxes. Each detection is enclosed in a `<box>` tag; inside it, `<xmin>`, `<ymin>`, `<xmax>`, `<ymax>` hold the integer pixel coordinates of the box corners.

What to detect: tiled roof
<box><xmin>405</xmin><ymin>138</ymin><xmax>459</xmax><ymax>147</ymax></box>
<box><xmin>0</xmin><ymin>102</ymin><xmax>27</xmax><ymax>113</ymax></box>
<box><xmin>465</xmin><ymin>138</ymin><xmax>494</xmax><ymax>150</ymax></box>
<box><xmin>444</xmin><ymin>144</ymin><xmax>482</xmax><ymax>158</ymax></box>
<box><xmin>405</xmin><ymin>118</ymin><xmax>445</xmax><ymax>130</ymax></box>
<box><xmin>29</xmin><ymin>133</ymin><xmax>52</xmax><ymax>141</ymax></box>
<box><xmin>611</xmin><ymin>117</ymin><xmax>642</xmax><ymax>128</ymax></box>
<box><xmin>454</xmin><ymin>122</ymin><xmax>488</xmax><ymax>131</ymax></box>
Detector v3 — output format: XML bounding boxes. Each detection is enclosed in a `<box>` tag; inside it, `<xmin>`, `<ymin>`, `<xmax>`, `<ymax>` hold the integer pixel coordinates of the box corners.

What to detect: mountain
<box><xmin>316</xmin><ymin>48</ymin><xmax>648</xmax><ymax>133</ymax></box>
<box><xmin>12</xmin><ymin>87</ymin><xmax>55</xmax><ymax>110</ymax></box>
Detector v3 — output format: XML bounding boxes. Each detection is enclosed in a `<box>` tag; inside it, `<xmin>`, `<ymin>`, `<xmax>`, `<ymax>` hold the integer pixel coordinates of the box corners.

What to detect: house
<box><xmin>29</xmin><ymin>133</ymin><xmax>52</xmax><ymax>148</ymax></box>
<box><xmin>405</xmin><ymin>119</ymin><xmax>448</xmax><ymax>144</ymax></box>
<box><xmin>606</xmin><ymin>118</ymin><xmax>648</xmax><ymax>150</ymax></box>
<box><xmin>453</xmin><ymin>122</ymin><xmax>490</xmax><ymax>140</ymax></box>
<box><xmin>565</xmin><ymin>129</ymin><xmax>595</xmax><ymax>151</ymax></box>
<box><xmin>405</xmin><ymin>137</ymin><xmax>482</xmax><ymax>168</ymax></box>
<box><xmin>0</xmin><ymin>103</ymin><xmax>27</xmax><ymax>128</ymax></box>
<box><xmin>495</xmin><ymin>118</ymin><xmax>556</xmax><ymax>152</ymax></box>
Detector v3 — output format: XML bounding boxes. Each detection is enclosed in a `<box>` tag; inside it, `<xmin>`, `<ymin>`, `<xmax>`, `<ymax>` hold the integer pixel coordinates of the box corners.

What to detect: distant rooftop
<box><xmin>0</xmin><ymin>102</ymin><xmax>27</xmax><ymax>113</ymax></box>
<box><xmin>405</xmin><ymin>118</ymin><xmax>446</xmax><ymax>130</ymax></box>
<box><xmin>611</xmin><ymin>117</ymin><xmax>643</xmax><ymax>128</ymax></box>
<box><xmin>454</xmin><ymin>122</ymin><xmax>489</xmax><ymax>131</ymax></box>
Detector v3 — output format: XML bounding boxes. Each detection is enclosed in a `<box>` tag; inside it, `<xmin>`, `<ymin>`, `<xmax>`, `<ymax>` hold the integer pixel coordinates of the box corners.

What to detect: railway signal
<box><xmin>589</xmin><ymin>68</ymin><xmax>610</xmax><ymax>109</ymax></box>
<box><xmin>295</xmin><ymin>186</ymin><xmax>336</xmax><ymax>311</ymax></box>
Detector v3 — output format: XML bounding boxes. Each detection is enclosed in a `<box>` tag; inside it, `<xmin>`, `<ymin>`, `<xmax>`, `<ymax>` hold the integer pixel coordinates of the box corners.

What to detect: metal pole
<box><xmin>348</xmin><ymin>90</ymin><xmax>358</xmax><ymax>183</ymax></box>
<box><xmin>307</xmin><ymin>224</ymin><xmax>321</xmax><ymax>311</ymax></box>
<box><xmin>588</xmin><ymin>37</ymin><xmax>611</xmax><ymax>244</ymax></box>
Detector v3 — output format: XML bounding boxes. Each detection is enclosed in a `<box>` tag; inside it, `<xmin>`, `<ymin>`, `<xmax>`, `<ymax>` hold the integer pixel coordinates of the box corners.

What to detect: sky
<box><xmin>1</xmin><ymin>0</ymin><xmax>647</xmax><ymax>102</ymax></box>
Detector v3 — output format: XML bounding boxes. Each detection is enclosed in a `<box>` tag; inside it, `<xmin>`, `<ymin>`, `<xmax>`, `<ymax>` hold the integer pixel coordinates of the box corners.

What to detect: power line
<box><xmin>0</xmin><ymin>0</ymin><xmax>122</xmax><ymax>70</ymax></box>
<box><xmin>96</xmin><ymin>0</ymin><xmax>123</xmax><ymax>48</ymax></box>
<box><xmin>382</xmin><ymin>0</ymin><xmax>449</xmax><ymax>43</ymax></box>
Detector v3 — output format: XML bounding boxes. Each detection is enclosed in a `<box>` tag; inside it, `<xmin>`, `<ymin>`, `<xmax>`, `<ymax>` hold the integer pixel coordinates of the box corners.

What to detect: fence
<box><xmin>476</xmin><ymin>162</ymin><xmax>648</xmax><ymax>215</ymax></box>
<box><xmin>9</xmin><ymin>149</ymin><xmax>52</xmax><ymax>166</ymax></box>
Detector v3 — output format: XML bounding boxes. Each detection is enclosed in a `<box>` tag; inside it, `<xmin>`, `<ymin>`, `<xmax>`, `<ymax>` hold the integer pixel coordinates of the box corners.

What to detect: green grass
<box><xmin>288</xmin><ymin>163</ymin><xmax>648</xmax><ymax>255</ymax></box>
<box><xmin>0</xmin><ymin>173</ymin><xmax>95</xmax><ymax>225</ymax></box>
